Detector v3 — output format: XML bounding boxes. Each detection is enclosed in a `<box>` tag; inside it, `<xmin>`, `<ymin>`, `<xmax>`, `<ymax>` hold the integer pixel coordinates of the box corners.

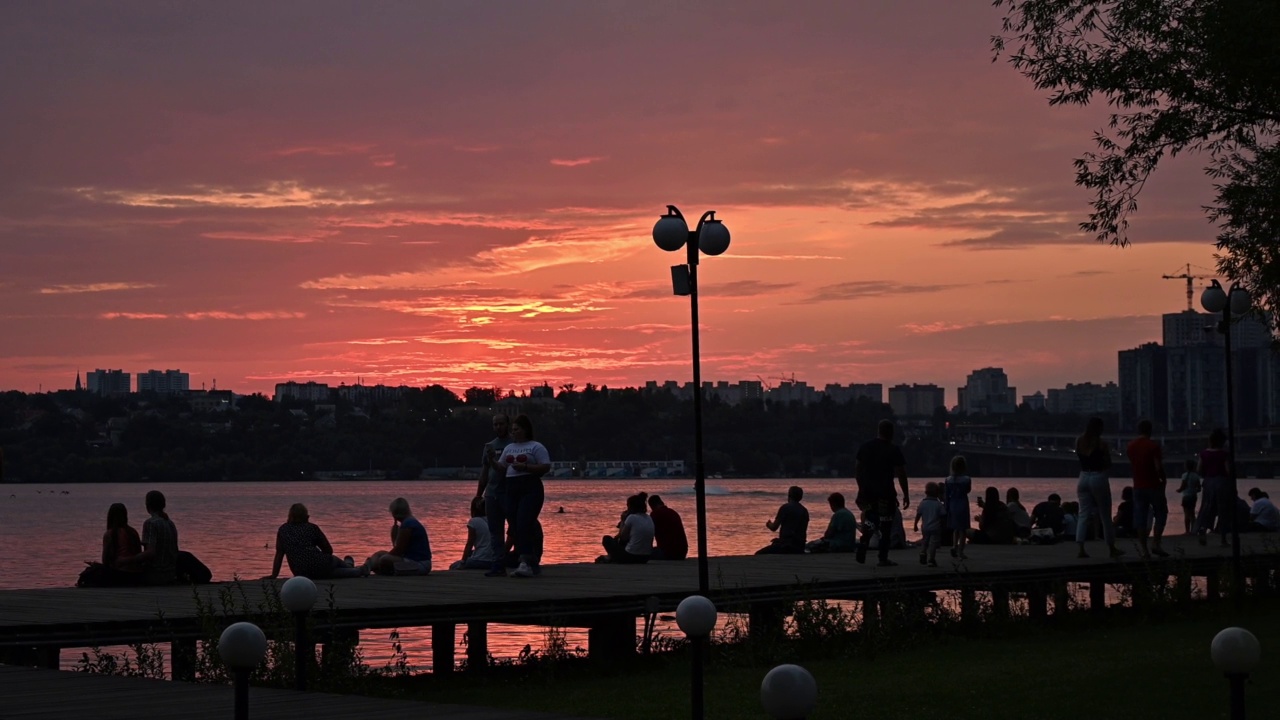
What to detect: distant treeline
<box><xmin>0</xmin><ymin>386</ymin><xmax>1102</xmax><ymax>484</ymax></box>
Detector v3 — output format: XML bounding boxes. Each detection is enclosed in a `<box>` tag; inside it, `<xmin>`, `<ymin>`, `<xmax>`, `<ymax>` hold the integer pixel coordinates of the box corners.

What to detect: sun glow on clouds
<box><xmin>550</xmin><ymin>156</ymin><xmax>607</xmax><ymax>167</ymax></box>
<box><xmin>101</xmin><ymin>311</ymin><xmax>305</xmax><ymax>321</ymax></box>
<box><xmin>75</xmin><ymin>182</ymin><xmax>384</xmax><ymax>209</ymax></box>
<box><xmin>39</xmin><ymin>282</ymin><xmax>158</xmax><ymax>295</ymax></box>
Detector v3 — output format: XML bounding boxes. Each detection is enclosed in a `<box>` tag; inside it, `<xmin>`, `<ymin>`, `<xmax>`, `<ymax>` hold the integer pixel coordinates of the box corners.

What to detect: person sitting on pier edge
<box><xmin>1005</xmin><ymin>487</ymin><xmax>1032</xmax><ymax>539</ymax></box>
<box><xmin>451</xmin><ymin>496</ymin><xmax>497</xmax><ymax>570</ymax></box>
<box><xmin>1113</xmin><ymin>486</ymin><xmax>1136</xmax><ymax>539</ymax></box>
<box><xmin>365</xmin><ymin>497</ymin><xmax>432</xmax><ymax>575</ymax></box>
<box><xmin>270</xmin><ymin>503</ymin><xmax>367</xmax><ymax>580</ymax></box>
<box><xmin>1246</xmin><ymin>488</ymin><xmax>1280</xmax><ymax>532</ymax></box>
<box><xmin>648</xmin><ymin>494</ymin><xmax>688</xmax><ymax>560</ymax></box>
<box><xmin>855</xmin><ymin>419</ymin><xmax>910</xmax><ymax>567</ymax></box>
<box><xmin>944</xmin><ymin>455</ymin><xmax>971</xmax><ymax>559</ymax></box>
<box><xmin>1060</xmin><ymin>501</ymin><xmax>1080</xmax><ymax>541</ymax></box>
<box><xmin>971</xmin><ymin>486</ymin><xmax>1017</xmax><ymax>545</ymax></box>
<box><xmin>98</xmin><ymin>503</ymin><xmax>145</xmax><ymax>586</ymax></box>
<box><xmin>1031</xmin><ymin>493</ymin><xmax>1066</xmax><ymax>538</ymax></box>
<box><xmin>914</xmin><ymin>482</ymin><xmax>944</xmax><ymax>567</ymax></box>
<box><xmin>601</xmin><ymin>493</ymin><xmax>654</xmax><ymax>563</ymax></box>
<box><xmin>134</xmin><ymin>490</ymin><xmax>179</xmax><ymax>585</ymax></box>
<box><xmin>757</xmin><ymin>485</ymin><xmax>808</xmax><ymax>554</ymax></box>
<box><xmin>807</xmin><ymin>492</ymin><xmax>857</xmax><ymax>553</ymax></box>
<box><xmin>1175</xmin><ymin>458</ymin><xmax>1202</xmax><ymax>535</ymax></box>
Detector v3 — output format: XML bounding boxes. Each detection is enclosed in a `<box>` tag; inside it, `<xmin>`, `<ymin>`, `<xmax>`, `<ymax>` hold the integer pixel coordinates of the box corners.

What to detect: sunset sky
<box><xmin>0</xmin><ymin>2</ymin><xmax>1226</xmax><ymax>404</ymax></box>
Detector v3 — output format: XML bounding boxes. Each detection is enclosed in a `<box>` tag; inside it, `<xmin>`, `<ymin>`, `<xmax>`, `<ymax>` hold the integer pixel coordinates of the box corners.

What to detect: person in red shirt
<box><xmin>1126</xmin><ymin>419</ymin><xmax>1169</xmax><ymax>559</ymax></box>
<box><xmin>647</xmin><ymin>495</ymin><xmax>688</xmax><ymax>561</ymax></box>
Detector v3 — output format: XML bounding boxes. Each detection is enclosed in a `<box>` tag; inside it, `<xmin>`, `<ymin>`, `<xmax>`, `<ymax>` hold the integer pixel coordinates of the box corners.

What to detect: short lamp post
<box><xmin>218</xmin><ymin>621</ymin><xmax>268</xmax><ymax>720</ymax></box>
<box><xmin>676</xmin><ymin>594</ymin><xmax>718</xmax><ymax>720</ymax></box>
<box><xmin>760</xmin><ymin>663</ymin><xmax>818</xmax><ymax>720</ymax></box>
<box><xmin>280</xmin><ymin>576</ymin><xmax>319</xmax><ymax>691</ymax></box>
<box><xmin>653</xmin><ymin>205</ymin><xmax>731</xmax><ymax>596</ymax></box>
<box><xmin>1201</xmin><ymin>280</ymin><xmax>1251</xmax><ymax>602</ymax></box>
<box><xmin>1211</xmin><ymin>626</ymin><xmax>1261</xmax><ymax>720</ymax></box>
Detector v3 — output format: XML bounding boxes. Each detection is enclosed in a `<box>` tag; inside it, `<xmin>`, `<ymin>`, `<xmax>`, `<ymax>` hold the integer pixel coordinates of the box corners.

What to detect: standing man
<box><xmin>1127</xmin><ymin>419</ymin><xmax>1169</xmax><ymax>558</ymax></box>
<box><xmin>855</xmin><ymin>420</ymin><xmax>910</xmax><ymax>567</ymax></box>
<box><xmin>756</xmin><ymin>486</ymin><xmax>809</xmax><ymax>554</ymax></box>
<box><xmin>478</xmin><ymin>413</ymin><xmax>512</xmax><ymax>577</ymax></box>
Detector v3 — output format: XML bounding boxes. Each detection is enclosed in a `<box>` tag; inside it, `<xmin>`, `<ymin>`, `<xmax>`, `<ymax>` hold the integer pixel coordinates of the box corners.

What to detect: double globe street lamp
<box><xmin>652</xmin><ymin>205</ymin><xmax>731</xmax><ymax>596</ymax></box>
<box><xmin>1200</xmin><ymin>279</ymin><xmax>1251</xmax><ymax>602</ymax></box>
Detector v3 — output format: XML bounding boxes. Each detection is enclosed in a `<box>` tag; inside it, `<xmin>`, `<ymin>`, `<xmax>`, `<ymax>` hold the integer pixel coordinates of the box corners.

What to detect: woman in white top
<box><xmin>450</xmin><ymin>496</ymin><xmax>496</xmax><ymax>570</ymax></box>
<box><xmin>602</xmin><ymin>493</ymin><xmax>654</xmax><ymax>563</ymax></box>
<box><xmin>500</xmin><ymin>414</ymin><xmax>551</xmax><ymax>578</ymax></box>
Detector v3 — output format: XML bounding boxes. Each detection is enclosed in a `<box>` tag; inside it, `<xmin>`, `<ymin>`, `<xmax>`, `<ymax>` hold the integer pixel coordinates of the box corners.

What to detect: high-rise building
<box><xmin>888</xmin><ymin>383</ymin><xmax>945</xmax><ymax>417</ymax></box>
<box><xmin>957</xmin><ymin>368</ymin><xmax>1017</xmax><ymax>415</ymax></box>
<box><xmin>1045</xmin><ymin>382</ymin><xmax>1120</xmax><ymax>415</ymax></box>
<box><xmin>1119</xmin><ymin>343</ymin><xmax>1168</xmax><ymax>430</ymax></box>
<box><xmin>824</xmin><ymin>383</ymin><xmax>884</xmax><ymax>404</ymax></box>
<box><xmin>138</xmin><ymin>369</ymin><xmax>190</xmax><ymax>395</ymax></box>
<box><xmin>1163</xmin><ymin>310</ymin><xmax>1271</xmax><ymax>349</ymax></box>
<box><xmin>274</xmin><ymin>381</ymin><xmax>333</xmax><ymax>403</ymax></box>
<box><xmin>86</xmin><ymin>369</ymin><xmax>131</xmax><ymax>396</ymax></box>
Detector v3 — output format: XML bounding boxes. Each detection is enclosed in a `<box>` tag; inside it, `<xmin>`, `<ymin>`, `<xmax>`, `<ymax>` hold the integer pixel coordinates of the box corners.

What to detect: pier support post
<box><xmin>1028</xmin><ymin>585</ymin><xmax>1048</xmax><ymax>622</ymax></box>
<box><xmin>465</xmin><ymin>622</ymin><xmax>488</xmax><ymax>671</ymax></box>
<box><xmin>991</xmin><ymin>589</ymin><xmax>1010</xmax><ymax>620</ymax></box>
<box><xmin>1089</xmin><ymin>581</ymin><xmax>1106</xmax><ymax>613</ymax></box>
<box><xmin>171</xmin><ymin>639</ymin><xmax>197</xmax><ymax>681</ymax></box>
<box><xmin>432</xmin><ymin>623</ymin><xmax>455</xmax><ymax>675</ymax></box>
<box><xmin>860</xmin><ymin>598</ymin><xmax>879</xmax><ymax>638</ymax></box>
<box><xmin>1052</xmin><ymin>582</ymin><xmax>1071</xmax><ymax>617</ymax></box>
<box><xmin>1205</xmin><ymin>571</ymin><xmax>1221</xmax><ymax>602</ymax></box>
<box><xmin>748</xmin><ymin>602</ymin><xmax>788</xmax><ymax>643</ymax></box>
<box><xmin>1175</xmin><ymin>573</ymin><xmax>1193</xmax><ymax>602</ymax></box>
<box><xmin>960</xmin><ymin>588</ymin><xmax>978</xmax><ymax>626</ymax></box>
<box><xmin>587</xmin><ymin>614</ymin><xmax>636</xmax><ymax>662</ymax></box>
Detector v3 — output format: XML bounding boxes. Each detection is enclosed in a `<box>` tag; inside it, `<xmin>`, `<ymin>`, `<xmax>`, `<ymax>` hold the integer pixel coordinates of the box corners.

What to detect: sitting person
<box><xmin>1061</xmin><ymin>501</ymin><xmax>1080</xmax><ymax>541</ymax></box>
<box><xmin>1247</xmin><ymin>488</ymin><xmax>1280</xmax><ymax>532</ymax></box>
<box><xmin>1005</xmin><ymin>487</ymin><xmax>1032</xmax><ymax>539</ymax></box>
<box><xmin>96</xmin><ymin>503</ymin><xmax>145</xmax><ymax>586</ymax></box>
<box><xmin>134</xmin><ymin>490</ymin><xmax>179</xmax><ymax>585</ymax></box>
<box><xmin>365</xmin><ymin>497</ymin><xmax>432</xmax><ymax>575</ymax></box>
<box><xmin>451</xmin><ymin>496</ymin><xmax>497</xmax><ymax>569</ymax></box>
<box><xmin>648</xmin><ymin>495</ymin><xmax>688</xmax><ymax>560</ymax></box>
<box><xmin>1113</xmin><ymin>486</ymin><xmax>1136</xmax><ymax>538</ymax></box>
<box><xmin>601</xmin><ymin>493</ymin><xmax>653</xmax><ymax>563</ymax></box>
<box><xmin>270</xmin><ymin>503</ymin><xmax>367</xmax><ymax>579</ymax></box>
<box><xmin>1031</xmin><ymin>493</ymin><xmax>1066</xmax><ymax>536</ymax></box>
<box><xmin>757</xmin><ymin>485</ymin><xmax>808</xmax><ymax>554</ymax></box>
<box><xmin>808</xmin><ymin>492</ymin><xmax>857</xmax><ymax>553</ymax></box>
<box><xmin>971</xmin><ymin>486</ymin><xmax>1017</xmax><ymax>545</ymax></box>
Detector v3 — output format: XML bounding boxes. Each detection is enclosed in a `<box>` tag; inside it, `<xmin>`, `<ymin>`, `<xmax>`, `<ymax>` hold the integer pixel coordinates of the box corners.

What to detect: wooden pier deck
<box><xmin>1</xmin><ymin>535</ymin><xmax>1276</xmax><ymax>669</ymax></box>
<box><xmin>0</xmin><ymin>665</ymin><xmax>588</xmax><ymax>719</ymax></box>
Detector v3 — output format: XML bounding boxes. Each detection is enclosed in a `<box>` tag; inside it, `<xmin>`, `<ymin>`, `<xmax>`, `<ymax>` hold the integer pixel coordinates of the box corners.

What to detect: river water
<box><xmin>4</xmin><ymin>476</ymin><xmax>1276</xmax><ymax>670</ymax></box>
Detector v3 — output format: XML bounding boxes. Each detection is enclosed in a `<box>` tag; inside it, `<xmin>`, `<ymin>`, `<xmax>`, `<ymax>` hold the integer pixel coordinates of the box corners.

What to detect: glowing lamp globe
<box><xmin>218</xmin><ymin>622</ymin><xmax>268</xmax><ymax>670</ymax></box>
<box><xmin>760</xmin><ymin>663</ymin><xmax>818</xmax><ymax>719</ymax></box>
<box><xmin>1211</xmin><ymin>627</ymin><xmax>1262</xmax><ymax>675</ymax></box>
<box><xmin>675</xmin><ymin>595</ymin><xmax>717</xmax><ymax>638</ymax></box>
<box><xmin>1229</xmin><ymin>287</ymin><xmax>1252</xmax><ymax>316</ymax></box>
<box><xmin>653</xmin><ymin>211</ymin><xmax>690</xmax><ymax>252</ymax></box>
<box><xmin>698</xmin><ymin>218</ymin><xmax>731</xmax><ymax>256</ymax></box>
<box><xmin>1201</xmin><ymin>280</ymin><xmax>1227</xmax><ymax>313</ymax></box>
<box><xmin>280</xmin><ymin>576</ymin><xmax>318</xmax><ymax>613</ymax></box>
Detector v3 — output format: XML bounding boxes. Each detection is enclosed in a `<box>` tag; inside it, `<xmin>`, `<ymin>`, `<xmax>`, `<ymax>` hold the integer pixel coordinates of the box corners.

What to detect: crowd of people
<box><xmin>81</xmin><ymin>413</ymin><xmax>1278</xmax><ymax>586</ymax></box>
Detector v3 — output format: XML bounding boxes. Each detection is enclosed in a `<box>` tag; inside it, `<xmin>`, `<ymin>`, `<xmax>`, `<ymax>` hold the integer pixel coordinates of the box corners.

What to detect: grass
<box><xmin>370</xmin><ymin>600</ymin><xmax>1279</xmax><ymax>719</ymax></box>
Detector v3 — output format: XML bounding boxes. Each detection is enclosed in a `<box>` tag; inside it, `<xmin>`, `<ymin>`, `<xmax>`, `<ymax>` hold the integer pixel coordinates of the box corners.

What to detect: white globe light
<box><xmin>1211</xmin><ymin>627</ymin><xmax>1262</xmax><ymax>675</ymax></box>
<box><xmin>675</xmin><ymin>595</ymin><xmax>717</xmax><ymax>638</ymax></box>
<box><xmin>280</xmin><ymin>576</ymin><xmax>318</xmax><ymax>613</ymax></box>
<box><xmin>1201</xmin><ymin>280</ymin><xmax>1228</xmax><ymax>313</ymax></box>
<box><xmin>653</xmin><ymin>213</ymin><xmax>689</xmax><ymax>252</ymax></box>
<box><xmin>218</xmin><ymin>621</ymin><xmax>268</xmax><ymax>670</ymax></box>
<box><xmin>760</xmin><ymin>664</ymin><xmax>818</xmax><ymax>719</ymax></box>
<box><xmin>698</xmin><ymin>219</ymin><xmax>730</xmax><ymax>256</ymax></box>
<box><xmin>1229</xmin><ymin>286</ymin><xmax>1252</xmax><ymax>315</ymax></box>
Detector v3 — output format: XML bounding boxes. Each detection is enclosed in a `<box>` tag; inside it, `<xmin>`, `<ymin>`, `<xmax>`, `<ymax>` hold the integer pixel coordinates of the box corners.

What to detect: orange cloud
<box><xmin>40</xmin><ymin>282</ymin><xmax>158</xmax><ymax>295</ymax></box>
<box><xmin>550</xmin><ymin>156</ymin><xmax>607</xmax><ymax>167</ymax></box>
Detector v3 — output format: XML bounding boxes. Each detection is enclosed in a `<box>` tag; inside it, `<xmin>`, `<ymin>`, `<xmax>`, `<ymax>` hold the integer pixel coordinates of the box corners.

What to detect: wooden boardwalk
<box><xmin>1</xmin><ymin>535</ymin><xmax>1276</xmax><ymax>663</ymax></box>
<box><xmin>0</xmin><ymin>665</ymin><xmax>588</xmax><ymax>719</ymax></box>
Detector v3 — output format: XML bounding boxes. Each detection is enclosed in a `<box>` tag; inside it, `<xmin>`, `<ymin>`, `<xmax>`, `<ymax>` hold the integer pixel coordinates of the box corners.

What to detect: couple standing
<box><xmin>478</xmin><ymin>413</ymin><xmax>549</xmax><ymax>578</ymax></box>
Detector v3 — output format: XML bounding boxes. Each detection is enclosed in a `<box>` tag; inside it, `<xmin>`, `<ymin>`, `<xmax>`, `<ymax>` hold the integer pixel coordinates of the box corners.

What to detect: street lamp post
<box><xmin>280</xmin><ymin>576</ymin><xmax>319</xmax><ymax>691</ymax></box>
<box><xmin>676</xmin><ymin>594</ymin><xmax>718</xmax><ymax>720</ymax></box>
<box><xmin>1200</xmin><ymin>280</ymin><xmax>1251</xmax><ymax>602</ymax></box>
<box><xmin>760</xmin><ymin>663</ymin><xmax>819</xmax><ymax>720</ymax></box>
<box><xmin>218</xmin><ymin>622</ymin><xmax>268</xmax><ymax>720</ymax></box>
<box><xmin>653</xmin><ymin>205</ymin><xmax>731</xmax><ymax>596</ymax></box>
<box><xmin>1211</xmin><ymin>626</ymin><xmax>1262</xmax><ymax>719</ymax></box>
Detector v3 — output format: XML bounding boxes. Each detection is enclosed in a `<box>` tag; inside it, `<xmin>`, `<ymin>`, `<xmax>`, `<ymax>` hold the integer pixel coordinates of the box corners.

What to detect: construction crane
<box><xmin>1162</xmin><ymin>263</ymin><xmax>1217</xmax><ymax>311</ymax></box>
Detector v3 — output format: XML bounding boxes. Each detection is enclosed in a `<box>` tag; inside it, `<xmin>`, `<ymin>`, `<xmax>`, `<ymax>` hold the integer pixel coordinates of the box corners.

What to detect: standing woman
<box><xmin>1195</xmin><ymin>428</ymin><xmax>1231</xmax><ymax>546</ymax></box>
<box><xmin>501</xmin><ymin>414</ymin><xmax>551</xmax><ymax>578</ymax></box>
<box><xmin>1075</xmin><ymin>416</ymin><xmax>1123</xmax><ymax>559</ymax></box>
